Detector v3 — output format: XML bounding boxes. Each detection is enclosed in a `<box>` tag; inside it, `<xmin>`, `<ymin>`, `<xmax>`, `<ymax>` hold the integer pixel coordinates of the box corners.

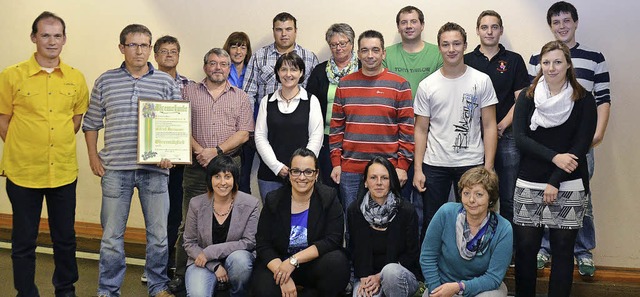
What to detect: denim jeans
<box><xmin>339</xmin><ymin>171</ymin><xmax>363</xmax><ymax>213</ymax></box>
<box><xmin>401</xmin><ymin>162</ymin><xmax>424</xmax><ymax>236</ymax></box>
<box><xmin>97</xmin><ymin>169</ymin><xmax>170</xmax><ymax>297</ymax></box>
<box><xmin>494</xmin><ymin>130</ymin><xmax>520</xmax><ymax>224</ymax></box>
<box><xmin>539</xmin><ymin>148</ymin><xmax>596</xmax><ymax>260</ymax></box>
<box><xmin>258</xmin><ymin>179</ymin><xmax>285</xmax><ymax>202</ymax></box>
<box><xmin>7</xmin><ymin>179</ymin><xmax>78</xmax><ymax>297</ymax></box>
<box><xmin>185</xmin><ymin>250</ymin><xmax>254</xmax><ymax>297</ymax></box>
<box><xmin>353</xmin><ymin>263</ymin><xmax>418</xmax><ymax>297</ymax></box>
<box><xmin>420</xmin><ymin>164</ymin><xmax>479</xmax><ymax>240</ymax></box>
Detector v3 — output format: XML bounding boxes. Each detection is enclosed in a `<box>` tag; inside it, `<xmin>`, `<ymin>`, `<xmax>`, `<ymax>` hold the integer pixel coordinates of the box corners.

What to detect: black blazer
<box><xmin>347</xmin><ymin>195</ymin><xmax>421</xmax><ymax>279</ymax></box>
<box><xmin>255</xmin><ymin>183</ymin><xmax>344</xmax><ymax>266</ymax></box>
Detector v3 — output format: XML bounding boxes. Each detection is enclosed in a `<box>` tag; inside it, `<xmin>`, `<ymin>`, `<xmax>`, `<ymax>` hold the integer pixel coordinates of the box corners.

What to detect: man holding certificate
<box><xmin>82</xmin><ymin>24</ymin><xmax>182</xmax><ymax>297</ymax></box>
<box><xmin>169</xmin><ymin>47</ymin><xmax>254</xmax><ymax>293</ymax></box>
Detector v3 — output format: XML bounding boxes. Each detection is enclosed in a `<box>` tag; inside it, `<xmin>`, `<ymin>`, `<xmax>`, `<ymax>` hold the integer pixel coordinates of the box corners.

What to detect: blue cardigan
<box><xmin>420</xmin><ymin>202</ymin><xmax>513</xmax><ymax>296</ymax></box>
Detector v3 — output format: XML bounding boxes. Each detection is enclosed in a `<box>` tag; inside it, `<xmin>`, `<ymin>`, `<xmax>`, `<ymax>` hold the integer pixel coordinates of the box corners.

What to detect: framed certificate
<box><xmin>137</xmin><ymin>99</ymin><xmax>192</xmax><ymax>164</ymax></box>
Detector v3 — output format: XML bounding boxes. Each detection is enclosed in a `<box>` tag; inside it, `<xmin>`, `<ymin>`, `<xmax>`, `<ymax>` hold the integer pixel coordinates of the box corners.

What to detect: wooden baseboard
<box><xmin>0</xmin><ymin>213</ymin><xmax>147</xmax><ymax>258</ymax></box>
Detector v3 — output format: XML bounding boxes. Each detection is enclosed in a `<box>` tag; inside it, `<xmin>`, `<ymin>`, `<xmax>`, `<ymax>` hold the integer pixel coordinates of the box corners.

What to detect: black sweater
<box><xmin>513</xmin><ymin>90</ymin><xmax>597</xmax><ymax>192</ymax></box>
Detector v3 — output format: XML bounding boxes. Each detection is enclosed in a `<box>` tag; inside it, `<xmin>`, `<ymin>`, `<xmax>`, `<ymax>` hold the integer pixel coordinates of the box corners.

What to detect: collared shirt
<box><xmin>82</xmin><ymin>62</ymin><xmax>182</xmax><ymax>174</ymax></box>
<box><xmin>0</xmin><ymin>54</ymin><xmax>89</xmax><ymax>188</ymax></box>
<box><xmin>228</xmin><ymin>64</ymin><xmax>246</xmax><ymax>89</ymax></box>
<box><xmin>184</xmin><ymin>80</ymin><xmax>253</xmax><ymax>155</ymax></box>
<box><xmin>528</xmin><ymin>43</ymin><xmax>611</xmax><ymax>106</ymax></box>
<box><xmin>242</xmin><ymin>43</ymin><xmax>318</xmax><ymax>110</ymax></box>
<box><xmin>175</xmin><ymin>72</ymin><xmax>192</xmax><ymax>91</ymax></box>
<box><xmin>465</xmin><ymin>44</ymin><xmax>530</xmax><ymax>123</ymax></box>
<box><xmin>255</xmin><ymin>87</ymin><xmax>323</xmax><ymax>175</ymax></box>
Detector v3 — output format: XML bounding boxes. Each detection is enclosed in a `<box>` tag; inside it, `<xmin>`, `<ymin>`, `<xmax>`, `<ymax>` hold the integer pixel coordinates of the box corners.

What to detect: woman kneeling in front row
<box><xmin>421</xmin><ymin>166</ymin><xmax>512</xmax><ymax>297</ymax></box>
<box><xmin>183</xmin><ymin>155</ymin><xmax>260</xmax><ymax>297</ymax></box>
<box><xmin>348</xmin><ymin>156</ymin><xmax>421</xmax><ymax>297</ymax></box>
<box><xmin>252</xmin><ymin>148</ymin><xmax>350</xmax><ymax>296</ymax></box>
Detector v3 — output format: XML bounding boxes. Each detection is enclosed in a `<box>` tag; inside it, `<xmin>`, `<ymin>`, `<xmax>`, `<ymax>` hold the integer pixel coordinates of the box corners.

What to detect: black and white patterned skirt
<box><xmin>513</xmin><ymin>186</ymin><xmax>587</xmax><ymax>229</ymax></box>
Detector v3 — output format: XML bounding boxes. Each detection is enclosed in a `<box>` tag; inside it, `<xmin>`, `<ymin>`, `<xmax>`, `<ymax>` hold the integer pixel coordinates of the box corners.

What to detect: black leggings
<box><xmin>514</xmin><ymin>225</ymin><xmax>578</xmax><ymax>297</ymax></box>
<box><xmin>251</xmin><ymin>250</ymin><xmax>350</xmax><ymax>297</ymax></box>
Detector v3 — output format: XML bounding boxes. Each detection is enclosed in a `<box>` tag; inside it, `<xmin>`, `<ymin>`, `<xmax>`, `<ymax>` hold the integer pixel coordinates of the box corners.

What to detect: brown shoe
<box><xmin>153</xmin><ymin>290</ymin><xmax>175</xmax><ymax>297</ymax></box>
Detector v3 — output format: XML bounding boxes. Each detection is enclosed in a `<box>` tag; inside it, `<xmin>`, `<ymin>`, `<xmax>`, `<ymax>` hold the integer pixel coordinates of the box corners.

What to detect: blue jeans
<box><xmin>7</xmin><ymin>179</ymin><xmax>78</xmax><ymax>297</ymax></box>
<box><xmin>401</xmin><ymin>162</ymin><xmax>424</xmax><ymax>236</ymax></box>
<box><xmin>185</xmin><ymin>250</ymin><xmax>254</xmax><ymax>297</ymax></box>
<box><xmin>494</xmin><ymin>130</ymin><xmax>520</xmax><ymax>224</ymax></box>
<box><xmin>352</xmin><ymin>263</ymin><xmax>418</xmax><ymax>297</ymax></box>
<box><xmin>258</xmin><ymin>179</ymin><xmax>285</xmax><ymax>202</ymax></box>
<box><xmin>97</xmin><ymin>169</ymin><xmax>170</xmax><ymax>297</ymax></box>
<box><xmin>420</xmin><ymin>164</ymin><xmax>479</xmax><ymax>240</ymax></box>
<box><xmin>339</xmin><ymin>171</ymin><xmax>363</xmax><ymax>213</ymax></box>
<box><xmin>540</xmin><ymin>148</ymin><xmax>596</xmax><ymax>260</ymax></box>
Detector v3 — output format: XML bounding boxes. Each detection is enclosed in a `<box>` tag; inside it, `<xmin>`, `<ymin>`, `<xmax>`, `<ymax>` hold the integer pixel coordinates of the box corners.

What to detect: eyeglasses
<box><xmin>206</xmin><ymin>61</ymin><xmax>230</xmax><ymax>68</ymax></box>
<box><xmin>158</xmin><ymin>49</ymin><xmax>179</xmax><ymax>55</ymax></box>
<box><xmin>123</xmin><ymin>43</ymin><xmax>151</xmax><ymax>51</ymax></box>
<box><xmin>329</xmin><ymin>41</ymin><xmax>350</xmax><ymax>49</ymax></box>
<box><xmin>289</xmin><ymin>168</ymin><xmax>317</xmax><ymax>177</ymax></box>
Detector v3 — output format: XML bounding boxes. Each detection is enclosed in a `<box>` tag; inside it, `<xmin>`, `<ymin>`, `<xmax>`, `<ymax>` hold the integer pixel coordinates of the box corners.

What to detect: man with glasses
<box><xmin>0</xmin><ymin>11</ymin><xmax>88</xmax><ymax>297</ymax></box>
<box><xmin>330</xmin><ymin>30</ymin><xmax>414</xmax><ymax>216</ymax></box>
<box><xmin>83</xmin><ymin>24</ymin><xmax>181</xmax><ymax>297</ymax></box>
<box><xmin>168</xmin><ymin>48</ymin><xmax>253</xmax><ymax>293</ymax></box>
<box><xmin>148</xmin><ymin>35</ymin><xmax>193</xmax><ymax>283</ymax></box>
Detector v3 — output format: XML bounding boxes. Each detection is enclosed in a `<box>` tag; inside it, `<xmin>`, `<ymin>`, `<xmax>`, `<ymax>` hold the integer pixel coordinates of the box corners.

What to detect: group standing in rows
<box><xmin>0</xmin><ymin>1</ymin><xmax>610</xmax><ymax>297</ymax></box>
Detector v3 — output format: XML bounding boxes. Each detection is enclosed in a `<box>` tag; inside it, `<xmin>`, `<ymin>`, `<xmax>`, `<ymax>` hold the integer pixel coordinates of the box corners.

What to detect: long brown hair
<box><xmin>526</xmin><ymin>40</ymin><xmax>586</xmax><ymax>101</ymax></box>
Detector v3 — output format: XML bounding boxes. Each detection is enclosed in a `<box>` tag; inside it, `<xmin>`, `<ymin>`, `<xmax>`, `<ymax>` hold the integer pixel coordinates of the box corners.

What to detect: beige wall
<box><xmin>1</xmin><ymin>0</ymin><xmax>638</xmax><ymax>268</ymax></box>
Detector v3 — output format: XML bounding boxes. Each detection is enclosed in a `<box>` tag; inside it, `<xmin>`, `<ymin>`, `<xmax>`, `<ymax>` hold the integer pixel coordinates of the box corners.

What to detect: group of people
<box><xmin>0</xmin><ymin>1</ymin><xmax>610</xmax><ymax>297</ymax></box>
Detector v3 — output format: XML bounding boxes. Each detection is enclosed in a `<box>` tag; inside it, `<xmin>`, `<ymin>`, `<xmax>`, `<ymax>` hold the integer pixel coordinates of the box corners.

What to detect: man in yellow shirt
<box><xmin>0</xmin><ymin>11</ymin><xmax>89</xmax><ymax>297</ymax></box>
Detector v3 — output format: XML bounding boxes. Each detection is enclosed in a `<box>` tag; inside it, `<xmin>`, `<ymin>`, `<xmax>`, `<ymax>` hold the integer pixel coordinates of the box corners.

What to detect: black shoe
<box><xmin>168</xmin><ymin>275</ymin><xmax>185</xmax><ymax>293</ymax></box>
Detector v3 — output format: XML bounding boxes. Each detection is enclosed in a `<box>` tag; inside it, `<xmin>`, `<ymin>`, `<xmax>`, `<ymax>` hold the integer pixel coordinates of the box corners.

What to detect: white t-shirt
<box><xmin>414</xmin><ymin>66</ymin><xmax>498</xmax><ymax>166</ymax></box>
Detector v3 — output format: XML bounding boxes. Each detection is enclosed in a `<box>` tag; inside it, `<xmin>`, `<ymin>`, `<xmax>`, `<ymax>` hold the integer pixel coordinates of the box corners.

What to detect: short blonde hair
<box><xmin>458</xmin><ymin>166</ymin><xmax>499</xmax><ymax>210</ymax></box>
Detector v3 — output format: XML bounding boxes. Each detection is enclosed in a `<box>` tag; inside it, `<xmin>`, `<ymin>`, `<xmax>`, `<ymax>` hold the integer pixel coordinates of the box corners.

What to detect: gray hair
<box><xmin>325</xmin><ymin>23</ymin><xmax>355</xmax><ymax>44</ymax></box>
<box><xmin>203</xmin><ymin>48</ymin><xmax>231</xmax><ymax>65</ymax></box>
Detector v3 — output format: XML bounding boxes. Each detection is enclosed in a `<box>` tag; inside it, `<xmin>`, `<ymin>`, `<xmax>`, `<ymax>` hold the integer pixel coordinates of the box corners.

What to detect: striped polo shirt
<box><xmin>82</xmin><ymin>62</ymin><xmax>182</xmax><ymax>174</ymax></box>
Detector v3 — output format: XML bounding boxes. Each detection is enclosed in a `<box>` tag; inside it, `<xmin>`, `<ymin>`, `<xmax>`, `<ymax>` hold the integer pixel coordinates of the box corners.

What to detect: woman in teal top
<box><xmin>420</xmin><ymin>167</ymin><xmax>512</xmax><ymax>297</ymax></box>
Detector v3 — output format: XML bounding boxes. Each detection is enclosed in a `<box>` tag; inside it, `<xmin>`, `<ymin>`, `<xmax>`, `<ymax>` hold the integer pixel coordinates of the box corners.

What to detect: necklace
<box><xmin>280</xmin><ymin>88</ymin><xmax>300</xmax><ymax>104</ymax></box>
<box><xmin>213</xmin><ymin>198</ymin><xmax>234</xmax><ymax>217</ymax></box>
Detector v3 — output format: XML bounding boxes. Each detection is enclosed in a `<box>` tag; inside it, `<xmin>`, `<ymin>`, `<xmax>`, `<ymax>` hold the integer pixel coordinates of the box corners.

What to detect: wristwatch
<box><xmin>457</xmin><ymin>281</ymin><xmax>465</xmax><ymax>294</ymax></box>
<box><xmin>215</xmin><ymin>145</ymin><xmax>223</xmax><ymax>156</ymax></box>
<box><xmin>289</xmin><ymin>255</ymin><xmax>299</xmax><ymax>268</ymax></box>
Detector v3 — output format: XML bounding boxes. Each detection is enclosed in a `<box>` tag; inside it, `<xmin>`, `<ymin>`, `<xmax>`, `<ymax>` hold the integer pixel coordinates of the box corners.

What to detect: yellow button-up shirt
<box><xmin>0</xmin><ymin>54</ymin><xmax>89</xmax><ymax>188</ymax></box>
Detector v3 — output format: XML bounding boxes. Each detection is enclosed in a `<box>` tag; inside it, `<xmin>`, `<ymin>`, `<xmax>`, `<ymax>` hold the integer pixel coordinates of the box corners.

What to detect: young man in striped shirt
<box><xmin>528</xmin><ymin>1</ymin><xmax>611</xmax><ymax>277</ymax></box>
<box><xmin>330</xmin><ymin>30</ymin><xmax>415</xmax><ymax>215</ymax></box>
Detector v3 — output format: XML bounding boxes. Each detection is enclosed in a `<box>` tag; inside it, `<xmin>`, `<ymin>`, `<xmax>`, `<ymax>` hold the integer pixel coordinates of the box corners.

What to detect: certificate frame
<box><xmin>137</xmin><ymin>99</ymin><xmax>192</xmax><ymax>165</ymax></box>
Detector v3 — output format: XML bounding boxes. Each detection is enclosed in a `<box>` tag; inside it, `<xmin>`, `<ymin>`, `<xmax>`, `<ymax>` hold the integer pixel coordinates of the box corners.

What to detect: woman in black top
<box><xmin>254</xmin><ymin>53</ymin><xmax>324</xmax><ymax>202</ymax></box>
<box><xmin>252</xmin><ymin>148</ymin><xmax>350</xmax><ymax>296</ymax></box>
<box><xmin>512</xmin><ymin>40</ymin><xmax>597</xmax><ymax>297</ymax></box>
<box><xmin>348</xmin><ymin>156</ymin><xmax>420</xmax><ymax>297</ymax></box>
